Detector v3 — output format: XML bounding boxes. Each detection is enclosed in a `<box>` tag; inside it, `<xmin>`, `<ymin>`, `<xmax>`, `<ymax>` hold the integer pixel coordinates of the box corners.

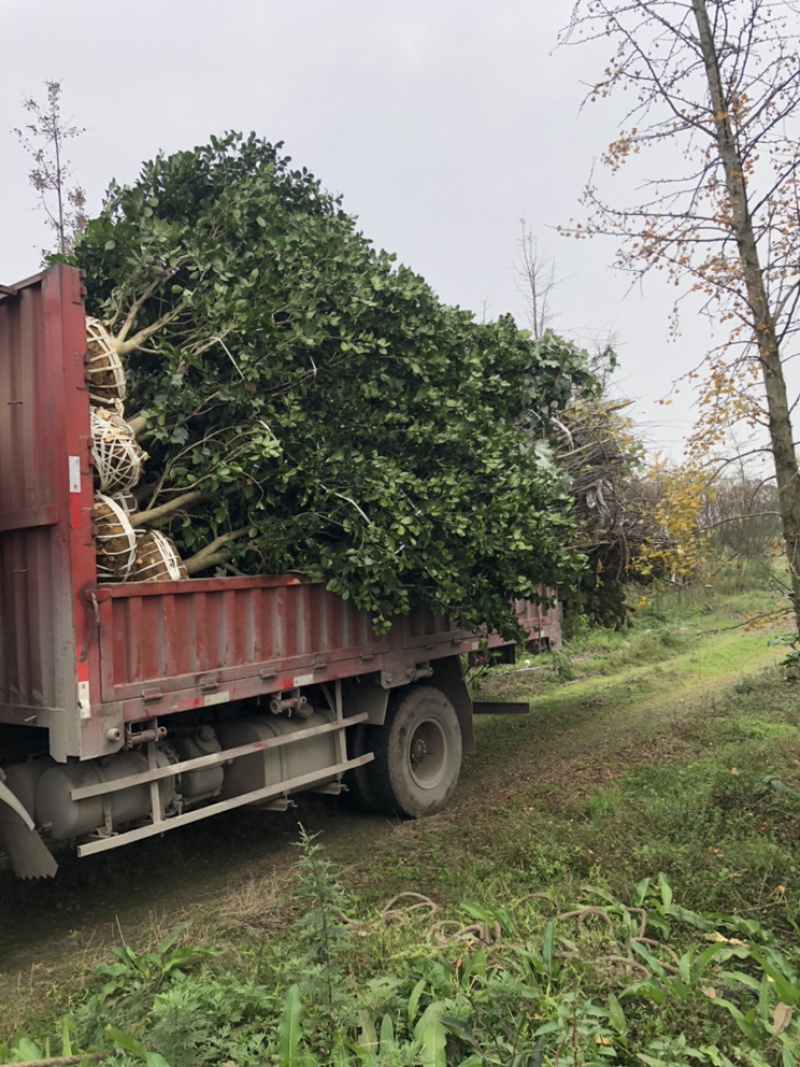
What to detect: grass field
<box><xmin>2</xmin><ymin>576</ymin><xmax>799</xmax><ymax>1065</ymax></box>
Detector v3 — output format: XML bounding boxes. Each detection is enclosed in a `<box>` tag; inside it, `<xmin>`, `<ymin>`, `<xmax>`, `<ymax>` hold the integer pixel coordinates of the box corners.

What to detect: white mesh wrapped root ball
<box><xmin>130</xmin><ymin>530</ymin><xmax>188</xmax><ymax>582</ymax></box>
<box><xmin>86</xmin><ymin>317</ymin><xmax>127</xmax><ymax>407</ymax></box>
<box><xmin>93</xmin><ymin>493</ymin><xmax>137</xmax><ymax>580</ymax></box>
<box><xmin>91</xmin><ymin>408</ymin><xmax>149</xmax><ymax>493</ymax></box>
<box><xmin>109</xmin><ymin>490</ymin><xmax>139</xmax><ymax>517</ymax></box>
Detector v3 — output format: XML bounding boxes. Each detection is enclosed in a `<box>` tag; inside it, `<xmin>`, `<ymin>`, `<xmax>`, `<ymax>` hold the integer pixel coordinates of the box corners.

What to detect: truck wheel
<box><xmin>344</xmin><ymin>722</ymin><xmax>385</xmax><ymax>812</ymax></box>
<box><xmin>372</xmin><ymin>686</ymin><xmax>462</xmax><ymax>818</ymax></box>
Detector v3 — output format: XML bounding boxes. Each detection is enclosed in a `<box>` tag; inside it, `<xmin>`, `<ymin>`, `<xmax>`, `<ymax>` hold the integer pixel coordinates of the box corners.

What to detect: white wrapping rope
<box><xmin>90</xmin><ymin>407</ymin><xmax>148</xmax><ymax>493</ymax></box>
<box><xmin>86</xmin><ymin>318</ymin><xmax>127</xmax><ymax>407</ymax></box>
<box><xmin>130</xmin><ymin>530</ymin><xmax>187</xmax><ymax>582</ymax></box>
<box><xmin>94</xmin><ymin>493</ymin><xmax>137</xmax><ymax>580</ymax></box>
<box><xmin>110</xmin><ymin>491</ymin><xmax>138</xmax><ymax>516</ymax></box>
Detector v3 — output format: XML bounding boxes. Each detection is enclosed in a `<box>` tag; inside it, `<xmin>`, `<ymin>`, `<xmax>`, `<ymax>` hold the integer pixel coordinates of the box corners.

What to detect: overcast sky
<box><xmin>0</xmin><ymin>0</ymin><xmax>747</xmax><ymax>456</ymax></box>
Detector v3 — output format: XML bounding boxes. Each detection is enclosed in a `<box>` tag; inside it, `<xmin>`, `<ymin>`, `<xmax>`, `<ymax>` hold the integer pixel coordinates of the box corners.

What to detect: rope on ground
<box><xmin>430</xmin><ymin>920</ymin><xmax>502</xmax><ymax>947</ymax></box>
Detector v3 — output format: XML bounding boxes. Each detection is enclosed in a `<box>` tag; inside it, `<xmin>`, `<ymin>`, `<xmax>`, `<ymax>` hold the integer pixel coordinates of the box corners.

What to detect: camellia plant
<box><xmin>75</xmin><ymin>133</ymin><xmax>599</xmax><ymax>634</ymax></box>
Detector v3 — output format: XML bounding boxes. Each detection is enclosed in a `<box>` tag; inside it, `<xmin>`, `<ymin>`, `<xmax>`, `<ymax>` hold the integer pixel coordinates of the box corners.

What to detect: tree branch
<box><xmin>130</xmin><ymin>489</ymin><xmax>209</xmax><ymax>528</ymax></box>
<box><xmin>183</xmin><ymin>527</ymin><xmax>251</xmax><ymax>575</ymax></box>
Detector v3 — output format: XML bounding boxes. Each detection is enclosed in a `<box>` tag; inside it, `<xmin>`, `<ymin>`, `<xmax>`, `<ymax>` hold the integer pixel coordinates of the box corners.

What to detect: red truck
<box><xmin>0</xmin><ymin>266</ymin><xmax>561</xmax><ymax>879</ymax></box>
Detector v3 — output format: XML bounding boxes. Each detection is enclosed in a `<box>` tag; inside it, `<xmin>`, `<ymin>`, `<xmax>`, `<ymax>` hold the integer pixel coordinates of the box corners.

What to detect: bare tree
<box><xmin>13</xmin><ymin>81</ymin><xmax>87</xmax><ymax>259</ymax></box>
<box><xmin>561</xmin><ymin>0</ymin><xmax>800</xmax><ymax>631</ymax></box>
<box><xmin>513</xmin><ymin>217</ymin><xmax>560</xmax><ymax>338</ymax></box>
<box><xmin>701</xmin><ymin>473</ymin><xmax>781</xmax><ymax>561</ymax></box>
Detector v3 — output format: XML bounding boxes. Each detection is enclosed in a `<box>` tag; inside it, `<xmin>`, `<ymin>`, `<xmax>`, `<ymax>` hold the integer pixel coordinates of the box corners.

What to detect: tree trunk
<box><xmin>692</xmin><ymin>0</ymin><xmax>800</xmax><ymax>632</ymax></box>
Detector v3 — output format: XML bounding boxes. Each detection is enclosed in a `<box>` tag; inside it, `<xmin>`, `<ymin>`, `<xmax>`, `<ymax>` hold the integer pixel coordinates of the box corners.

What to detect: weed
<box><xmin>96</xmin><ymin>922</ymin><xmax>222</xmax><ymax>997</ymax></box>
<box><xmin>582</xmin><ymin>789</ymin><xmax>619</xmax><ymax>821</ymax></box>
<box><xmin>289</xmin><ymin>824</ymin><xmax>351</xmax><ymax>1009</ymax></box>
<box><xmin>550</xmin><ymin>650</ymin><xmax>576</xmax><ymax>681</ymax></box>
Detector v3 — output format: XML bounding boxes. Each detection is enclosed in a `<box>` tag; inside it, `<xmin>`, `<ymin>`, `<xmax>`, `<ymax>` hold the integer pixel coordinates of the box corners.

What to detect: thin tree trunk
<box><xmin>129</xmin><ymin>489</ymin><xmax>209</xmax><ymax>528</ymax></box>
<box><xmin>692</xmin><ymin>0</ymin><xmax>800</xmax><ymax>632</ymax></box>
<box><xmin>183</xmin><ymin>527</ymin><xmax>250</xmax><ymax>574</ymax></box>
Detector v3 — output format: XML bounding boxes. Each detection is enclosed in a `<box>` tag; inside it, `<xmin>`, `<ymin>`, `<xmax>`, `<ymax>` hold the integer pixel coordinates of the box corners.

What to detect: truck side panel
<box><xmin>96</xmin><ymin>578</ymin><xmax>488</xmax><ymax>719</ymax></box>
<box><xmin>0</xmin><ymin>269</ymin><xmax>93</xmax><ymax>760</ymax></box>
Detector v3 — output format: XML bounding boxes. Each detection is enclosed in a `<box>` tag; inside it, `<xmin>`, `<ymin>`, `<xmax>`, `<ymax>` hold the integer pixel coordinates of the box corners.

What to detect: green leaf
<box><xmin>407</xmin><ymin>977</ymin><xmax>426</xmax><ymax>1030</ymax></box>
<box><xmin>358</xmin><ymin>1010</ymin><xmax>378</xmax><ymax>1054</ymax></box>
<box><xmin>630</xmin><ymin>939</ymin><xmax>667</xmax><ymax>977</ymax></box>
<box><xmin>156</xmin><ymin>921</ymin><xmax>192</xmax><ymax>955</ymax></box>
<box><xmin>60</xmin><ymin>1018</ymin><xmax>72</xmax><ymax>1059</ymax></box>
<box><xmin>415</xmin><ymin>1011</ymin><xmax>446</xmax><ymax>1067</ymax></box>
<box><xmin>607</xmin><ymin>992</ymin><xmax>627</xmax><ymax>1034</ymax></box>
<box><xmin>664</xmin><ymin>903</ymin><xmax>711</xmax><ymax>930</ymax></box>
<box><xmin>620</xmin><ymin>978</ymin><xmax>666</xmax><ymax>1005</ymax></box>
<box><xmin>657</xmin><ymin>873</ymin><xmax>673</xmax><ymax>908</ymax></box>
<box><xmin>330</xmin><ymin>1036</ymin><xmax>350</xmax><ymax>1067</ymax></box>
<box><xmin>105</xmin><ymin>1025</ymin><xmax>146</xmax><ymax>1058</ymax></box>
<box><xmin>542</xmin><ymin>919</ymin><xmax>558</xmax><ymax>977</ymax></box>
<box><xmin>278</xmin><ymin>983</ymin><xmax>302</xmax><ymax>1064</ymax></box>
<box><xmin>144</xmin><ymin>1055</ymin><xmax>172</xmax><ymax>1067</ymax></box>
<box><xmin>379</xmin><ymin>1013</ymin><xmax>395</xmax><ymax>1050</ymax></box>
<box><xmin>532</xmin><ymin>1021</ymin><xmax>562</xmax><ymax>1037</ymax></box>
<box><xmin>10</xmin><ymin>1037</ymin><xmax>45</xmax><ymax>1061</ymax></box>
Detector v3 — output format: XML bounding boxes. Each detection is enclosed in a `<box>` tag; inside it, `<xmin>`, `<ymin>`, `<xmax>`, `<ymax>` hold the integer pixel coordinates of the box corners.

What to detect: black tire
<box><xmin>371</xmin><ymin>686</ymin><xmax>462</xmax><ymax>818</ymax></box>
<box><xmin>343</xmin><ymin>721</ymin><xmax>386</xmax><ymax>812</ymax></box>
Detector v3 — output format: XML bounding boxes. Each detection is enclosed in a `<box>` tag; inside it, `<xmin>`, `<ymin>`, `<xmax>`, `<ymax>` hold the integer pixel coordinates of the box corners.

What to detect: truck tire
<box><xmin>372</xmin><ymin>686</ymin><xmax>462</xmax><ymax>818</ymax></box>
<box><xmin>344</xmin><ymin>722</ymin><xmax>386</xmax><ymax>812</ymax></box>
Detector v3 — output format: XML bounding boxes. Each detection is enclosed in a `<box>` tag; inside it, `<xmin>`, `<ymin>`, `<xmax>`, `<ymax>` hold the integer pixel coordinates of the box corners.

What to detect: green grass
<box><xmin>4</xmin><ymin>577</ymin><xmax>800</xmax><ymax>1064</ymax></box>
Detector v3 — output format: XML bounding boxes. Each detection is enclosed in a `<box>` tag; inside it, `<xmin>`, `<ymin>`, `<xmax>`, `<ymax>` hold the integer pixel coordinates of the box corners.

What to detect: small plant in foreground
<box><xmin>96</xmin><ymin>921</ymin><xmax>222</xmax><ymax>997</ymax></box>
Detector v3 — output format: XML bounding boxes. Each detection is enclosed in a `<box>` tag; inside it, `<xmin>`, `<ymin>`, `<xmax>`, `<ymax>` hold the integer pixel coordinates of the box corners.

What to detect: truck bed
<box><xmin>1</xmin><ymin>266</ymin><xmax>559</xmax><ymax>766</ymax></box>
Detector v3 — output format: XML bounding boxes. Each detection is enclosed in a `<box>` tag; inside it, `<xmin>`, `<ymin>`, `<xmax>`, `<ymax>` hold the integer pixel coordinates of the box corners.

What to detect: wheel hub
<box><xmin>408</xmin><ymin>718</ymin><xmax>447</xmax><ymax>789</ymax></box>
<box><xmin>410</xmin><ymin>736</ymin><xmax>427</xmax><ymax>765</ymax></box>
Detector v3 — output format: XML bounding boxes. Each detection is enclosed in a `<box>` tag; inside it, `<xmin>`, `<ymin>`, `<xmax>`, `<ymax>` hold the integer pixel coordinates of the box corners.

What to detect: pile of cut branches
<box><xmin>555</xmin><ymin>398</ymin><xmax>676</xmax><ymax>627</ymax></box>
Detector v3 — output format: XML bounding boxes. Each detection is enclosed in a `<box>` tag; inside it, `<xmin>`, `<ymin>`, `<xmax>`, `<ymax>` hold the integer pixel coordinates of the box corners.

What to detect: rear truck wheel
<box><xmin>372</xmin><ymin>685</ymin><xmax>462</xmax><ymax>817</ymax></box>
<box><xmin>344</xmin><ymin>721</ymin><xmax>386</xmax><ymax>812</ymax></box>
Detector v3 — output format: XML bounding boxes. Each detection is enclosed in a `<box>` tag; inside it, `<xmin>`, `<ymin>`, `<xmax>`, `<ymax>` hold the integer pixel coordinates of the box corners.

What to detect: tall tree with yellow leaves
<box><xmin>562</xmin><ymin>0</ymin><xmax>800</xmax><ymax>630</ymax></box>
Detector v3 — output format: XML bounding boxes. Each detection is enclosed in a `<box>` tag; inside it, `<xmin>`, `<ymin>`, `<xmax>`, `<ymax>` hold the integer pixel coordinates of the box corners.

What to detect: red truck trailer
<box><xmin>0</xmin><ymin>266</ymin><xmax>561</xmax><ymax>879</ymax></box>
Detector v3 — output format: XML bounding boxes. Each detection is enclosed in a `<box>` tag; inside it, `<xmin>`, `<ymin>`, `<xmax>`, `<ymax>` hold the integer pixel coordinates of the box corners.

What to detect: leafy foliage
<box><xmin>6</xmin><ymin>612</ymin><xmax>800</xmax><ymax>1065</ymax></box>
<box><xmin>554</xmin><ymin>396</ymin><xmax>712</xmax><ymax>627</ymax></box>
<box><xmin>633</xmin><ymin>459</ymin><xmax>713</xmax><ymax>589</ymax></box>
<box><xmin>76</xmin><ymin>133</ymin><xmax>598</xmax><ymax>634</ymax></box>
<box><xmin>6</xmin><ymin>862</ymin><xmax>800</xmax><ymax>1066</ymax></box>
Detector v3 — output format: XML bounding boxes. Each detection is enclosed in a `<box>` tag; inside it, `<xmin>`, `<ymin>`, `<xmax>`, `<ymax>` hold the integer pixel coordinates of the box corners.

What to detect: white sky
<box><xmin>0</xmin><ymin>0</ymin><xmax>747</xmax><ymax>457</ymax></box>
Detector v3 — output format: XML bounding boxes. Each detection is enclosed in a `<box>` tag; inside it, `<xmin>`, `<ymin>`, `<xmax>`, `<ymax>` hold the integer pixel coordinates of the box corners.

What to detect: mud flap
<box><xmin>472</xmin><ymin>701</ymin><xmax>530</xmax><ymax>715</ymax></box>
<box><xmin>0</xmin><ymin>779</ymin><xmax>58</xmax><ymax>879</ymax></box>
